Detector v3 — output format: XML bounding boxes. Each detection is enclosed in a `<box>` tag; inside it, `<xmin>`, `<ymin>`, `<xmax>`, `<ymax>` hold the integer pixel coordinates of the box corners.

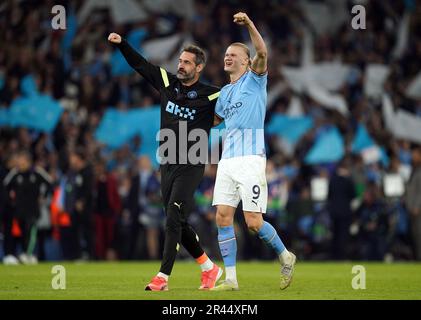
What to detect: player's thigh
<box><xmin>235</xmin><ymin>156</ymin><xmax>268</xmax><ymax>213</ymax></box>
<box><xmin>212</xmin><ymin>159</ymin><xmax>240</xmax><ymax>208</ymax></box>
<box><xmin>169</xmin><ymin>165</ymin><xmax>204</xmax><ymax>211</ymax></box>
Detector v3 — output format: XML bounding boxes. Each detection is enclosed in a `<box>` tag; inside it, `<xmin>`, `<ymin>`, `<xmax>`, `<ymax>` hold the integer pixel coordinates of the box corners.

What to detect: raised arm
<box><xmin>233</xmin><ymin>12</ymin><xmax>267</xmax><ymax>74</ymax></box>
<box><xmin>108</xmin><ymin>32</ymin><xmax>171</xmax><ymax>90</ymax></box>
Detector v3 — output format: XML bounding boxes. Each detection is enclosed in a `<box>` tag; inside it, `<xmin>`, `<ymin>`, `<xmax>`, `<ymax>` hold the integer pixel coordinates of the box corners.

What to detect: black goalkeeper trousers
<box><xmin>159</xmin><ymin>164</ymin><xmax>206</xmax><ymax>275</ymax></box>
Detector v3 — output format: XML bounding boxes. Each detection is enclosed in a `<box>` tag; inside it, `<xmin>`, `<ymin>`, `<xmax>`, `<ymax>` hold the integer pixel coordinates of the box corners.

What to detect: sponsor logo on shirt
<box><xmin>165</xmin><ymin>101</ymin><xmax>196</xmax><ymax>120</ymax></box>
<box><xmin>223</xmin><ymin>101</ymin><xmax>242</xmax><ymax>120</ymax></box>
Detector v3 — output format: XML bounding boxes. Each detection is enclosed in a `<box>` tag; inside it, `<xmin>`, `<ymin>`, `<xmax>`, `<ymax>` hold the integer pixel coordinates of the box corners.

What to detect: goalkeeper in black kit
<box><xmin>108</xmin><ymin>32</ymin><xmax>223</xmax><ymax>291</ymax></box>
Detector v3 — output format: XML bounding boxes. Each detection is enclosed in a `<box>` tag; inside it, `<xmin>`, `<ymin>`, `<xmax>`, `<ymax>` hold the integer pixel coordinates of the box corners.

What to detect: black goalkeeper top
<box><xmin>116</xmin><ymin>39</ymin><xmax>220</xmax><ymax>166</ymax></box>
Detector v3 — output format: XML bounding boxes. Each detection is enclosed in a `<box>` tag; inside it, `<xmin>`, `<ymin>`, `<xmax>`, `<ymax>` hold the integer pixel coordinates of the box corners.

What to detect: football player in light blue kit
<box><xmin>211</xmin><ymin>12</ymin><xmax>296</xmax><ymax>291</ymax></box>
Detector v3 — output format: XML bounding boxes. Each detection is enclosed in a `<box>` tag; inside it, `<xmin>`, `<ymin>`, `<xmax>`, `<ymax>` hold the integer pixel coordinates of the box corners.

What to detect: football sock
<box><xmin>217</xmin><ymin>225</ymin><xmax>237</xmax><ymax>281</ymax></box>
<box><xmin>257</xmin><ymin>221</ymin><xmax>287</xmax><ymax>258</ymax></box>
<box><xmin>157</xmin><ymin>272</ymin><xmax>169</xmax><ymax>281</ymax></box>
<box><xmin>225</xmin><ymin>266</ymin><xmax>237</xmax><ymax>282</ymax></box>
<box><xmin>279</xmin><ymin>249</ymin><xmax>293</xmax><ymax>265</ymax></box>
<box><xmin>196</xmin><ymin>253</ymin><xmax>214</xmax><ymax>272</ymax></box>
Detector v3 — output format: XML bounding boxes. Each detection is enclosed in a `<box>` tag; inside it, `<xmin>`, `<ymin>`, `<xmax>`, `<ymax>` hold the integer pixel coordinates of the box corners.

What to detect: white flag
<box><xmin>364</xmin><ymin>64</ymin><xmax>390</xmax><ymax>100</ymax></box>
<box><xmin>286</xmin><ymin>96</ymin><xmax>304</xmax><ymax>117</ymax></box>
<box><xmin>382</xmin><ymin>94</ymin><xmax>395</xmax><ymax>132</ymax></box>
<box><xmin>306</xmin><ymin>83</ymin><xmax>348</xmax><ymax>115</ymax></box>
<box><xmin>406</xmin><ymin>71</ymin><xmax>421</xmax><ymax>99</ymax></box>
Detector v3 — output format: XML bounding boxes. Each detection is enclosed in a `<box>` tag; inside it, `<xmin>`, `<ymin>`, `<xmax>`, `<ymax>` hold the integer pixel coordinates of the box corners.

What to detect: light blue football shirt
<box><xmin>215</xmin><ymin>70</ymin><xmax>267</xmax><ymax>159</ymax></box>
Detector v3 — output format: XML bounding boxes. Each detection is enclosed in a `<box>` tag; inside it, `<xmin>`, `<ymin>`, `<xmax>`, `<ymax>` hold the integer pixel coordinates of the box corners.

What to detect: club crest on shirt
<box><xmin>187</xmin><ymin>91</ymin><xmax>198</xmax><ymax>99</ymax></box>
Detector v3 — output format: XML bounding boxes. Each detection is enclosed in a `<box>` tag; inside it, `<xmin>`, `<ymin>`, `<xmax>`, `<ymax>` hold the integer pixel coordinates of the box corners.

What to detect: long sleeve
<box><xmin>116</xmin><ymin>39</ymin><xmax>172</xmax><ymax>91</ymax></box>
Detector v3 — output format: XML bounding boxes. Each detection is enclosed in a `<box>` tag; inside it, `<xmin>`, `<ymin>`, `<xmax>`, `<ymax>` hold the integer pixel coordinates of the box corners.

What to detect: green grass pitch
<box><xmin>0</xmin><ymin>261</ymin><xmax>420</xmax><ymax>300</ymax></box>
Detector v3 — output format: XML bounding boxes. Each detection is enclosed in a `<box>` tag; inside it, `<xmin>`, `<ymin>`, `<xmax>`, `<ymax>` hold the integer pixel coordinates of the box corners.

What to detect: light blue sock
<box><xmin>258</xmin><ymin>221</ymin><xmax>286</xmax><ymax>255</ymax></box>
<box><xmin>217</xmin><ymin>226</ymin><xmax>237</xmax><ymax>267</ymax></box>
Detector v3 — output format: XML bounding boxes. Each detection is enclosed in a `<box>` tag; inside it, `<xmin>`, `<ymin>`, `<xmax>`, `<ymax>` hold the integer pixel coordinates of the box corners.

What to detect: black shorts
<box><xmin>160</xmin><ymin>164</ymin><xmax>205</xmax><ymax>216</ymax></box>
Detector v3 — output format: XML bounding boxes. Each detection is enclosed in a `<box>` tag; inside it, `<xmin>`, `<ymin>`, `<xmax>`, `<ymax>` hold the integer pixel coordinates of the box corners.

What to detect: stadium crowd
<box><xmin>1</xmin><ymin>0</ymin><xmax>421</xmax><ymax>264</ymax></box>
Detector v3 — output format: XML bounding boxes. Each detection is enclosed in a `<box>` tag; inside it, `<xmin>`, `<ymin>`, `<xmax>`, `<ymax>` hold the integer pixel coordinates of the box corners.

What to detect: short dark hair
<box><xmin>182</xmin><ymin>45</ymin><xmax>206</xmax><ymax>66</ymax></box>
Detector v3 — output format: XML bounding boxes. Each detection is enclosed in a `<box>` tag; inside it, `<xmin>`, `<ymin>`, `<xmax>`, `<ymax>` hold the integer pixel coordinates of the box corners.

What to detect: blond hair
<box><xmin>230</xmin><ymin>42</ymin><xmax>251</xmax><ymax>66</ymax></box>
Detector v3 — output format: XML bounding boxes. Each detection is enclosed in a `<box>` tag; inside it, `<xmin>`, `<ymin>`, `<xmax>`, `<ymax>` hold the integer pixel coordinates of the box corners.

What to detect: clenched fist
<box><xmin>108</xmin><ymin>32</ymin><xmax>122</xmax><ymax>44</ymax></box>
<box><xmin>233</xmin><ymin>12</ymin><xmax>252</xmax><ymax>26</ymax></box>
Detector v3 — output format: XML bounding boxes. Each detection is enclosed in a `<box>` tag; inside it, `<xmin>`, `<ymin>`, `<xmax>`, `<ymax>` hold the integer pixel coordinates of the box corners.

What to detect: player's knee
<box><xmin>216</xmin><ymin>208</ymin><xmax>233</xmax><ymax>226</ymax></box>
<box><xmin>216</xmin><ymin>206</ymin><xmax>232</xmax><ymax>218</ymax></box>
<box><xmin>165</xmin><ymin>220</ymin><xmax>181</xmax><ymax>233</ymax></box>
<box><xmin>245</xmin><ymin>217</ymin><xmax>263</xmax><ymax>233</ymax></box>
<box><xmin>165</xmin><ymin>210</ymin><xmax>182</xmax><ymax>233</ymax></box>
<box><xmin>247</xmin><ymin>222</ymin><xmax>260</xmax><ymax>233</ymax></box>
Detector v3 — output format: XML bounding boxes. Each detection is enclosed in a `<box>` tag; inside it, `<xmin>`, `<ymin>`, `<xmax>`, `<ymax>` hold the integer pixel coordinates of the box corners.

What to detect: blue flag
<box><xmin>352</xmin><ymin>124</ymin><xmax>375</xmax><ymax>153</ymax></box>
<box><xmin>266</xmin><ymin>115</ymin><xmax>313</xmax><ymax>144</ymax></box>
<box><xmin>95</xmin><ymin>106</ymin><xmax>160</xmax><ymax>165</ymax></box>
<box><xmin>132</xmin><ymin>107</ymin><xmax>161</xmax><ymax>165</ymax></box>
<box><xmin>95</xmin><ymin>109</ymin><xmax>132</xmax><ymax>147</ymax></box>
<box><xmin>20</xmin><ymin>74</ymin><xmax>38</xmax><ymax>97</ymax></box>
<box><xmin>380</xmin><ymin>146</ymin><xmax>390</xmax><ymax>167</ymax></box>
<box><xmin>0</xmin><ymin>108</ymin><xmax>8</xmax><ymax>126</ymax></box>
<box><xmin>305</xmin><ymin>127</ymin><xmax>344</xmax><ymax>164</ymax></box>
<box><xmin>61</xmin><ymin>11</ymin><xmax>77</xmax><ymax>51</ymax></box>
<box><xmin>60</xmin><ymin>10</ymin><xmax>78</xmax><ymax>72</ymax></box>
<box><xmin>9</xmin><ymin>95</ymin><xmax>63</xmax><ymax>132</ymax></box>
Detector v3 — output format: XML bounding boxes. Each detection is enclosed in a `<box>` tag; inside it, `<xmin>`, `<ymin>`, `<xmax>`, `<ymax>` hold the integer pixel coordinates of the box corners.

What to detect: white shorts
<box><xmin>212</xmin><ymin>155</ymin><xmax>268</xmax><ymax>213</ymax></box>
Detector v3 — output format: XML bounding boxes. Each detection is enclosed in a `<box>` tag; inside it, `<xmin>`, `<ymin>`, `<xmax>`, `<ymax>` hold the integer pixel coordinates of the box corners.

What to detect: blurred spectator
<box><xmin>1</xmin><ymin>153</ymin><xmax>19</xmax><ymax>265</ymax></box>
<box><xmin>327</xmin><ymin>158</ymin><xmax>356</xmax><ymax>260</ymax></box>
<box><xmin>2</xmin><ymin>150</ymin><xmax>52</xmax><ymax>264</ymax></box>
<box><xmin>93</xmin><ymin>160</ymin><xmax>121</xmax><ymax>260</ymax></box>
<box><xmin>384</xmin><ymin>155</ymin><xmax>412</xmax><ymax>260</ymax></box>
<box><xmin>62</xmin><ymin>148</ymin><xmax>94</xmax><ymax>260</ymax></box>
<box><xmin>286</xmin><ymin>186</ymin><xmax>314</xmax><ymax>259</ymax></box>
<box><xmin>127</xmin><ymin>156</ymin><xmax>163</xmax><ymax>259</ymax></box>
<box><xmin>404</xmin><ymin>147</ymin><xmax>421</xmax><ymax>260</ymax></box>
<box><xmin>262</xmin><ymin>160</ymin><xmax>289</xmax><ymax>259</ymax></box>
<box><xmin>355</xmin><ymin>182</ymin><xmax>390</xmax><ymax>260</ymax></box>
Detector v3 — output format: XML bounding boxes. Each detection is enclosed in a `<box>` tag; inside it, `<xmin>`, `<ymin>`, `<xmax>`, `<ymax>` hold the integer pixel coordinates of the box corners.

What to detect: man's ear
<box><xmin>242</xmin><ymin>57</ymin><xmax>249</xmax><ymax>66</ymax></box>
<box><xmin>196</xmin><ymin>63</ymin><xmax>204</xmax><ymax>73</ymax></box>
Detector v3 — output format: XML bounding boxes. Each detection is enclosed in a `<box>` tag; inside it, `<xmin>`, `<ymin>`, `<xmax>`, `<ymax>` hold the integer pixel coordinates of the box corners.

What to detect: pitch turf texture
<box><xmin>0</xmin><ymin>261</ymin><xmax>420</xmax><ymax>300</ymax></box>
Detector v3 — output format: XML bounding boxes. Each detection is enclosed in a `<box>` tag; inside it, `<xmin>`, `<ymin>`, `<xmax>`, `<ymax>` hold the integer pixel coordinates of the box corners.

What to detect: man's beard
<box><xmin>176</xmin><ymin>69</ymin><xmax>195</xmax><ymax>83</ymax></box>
